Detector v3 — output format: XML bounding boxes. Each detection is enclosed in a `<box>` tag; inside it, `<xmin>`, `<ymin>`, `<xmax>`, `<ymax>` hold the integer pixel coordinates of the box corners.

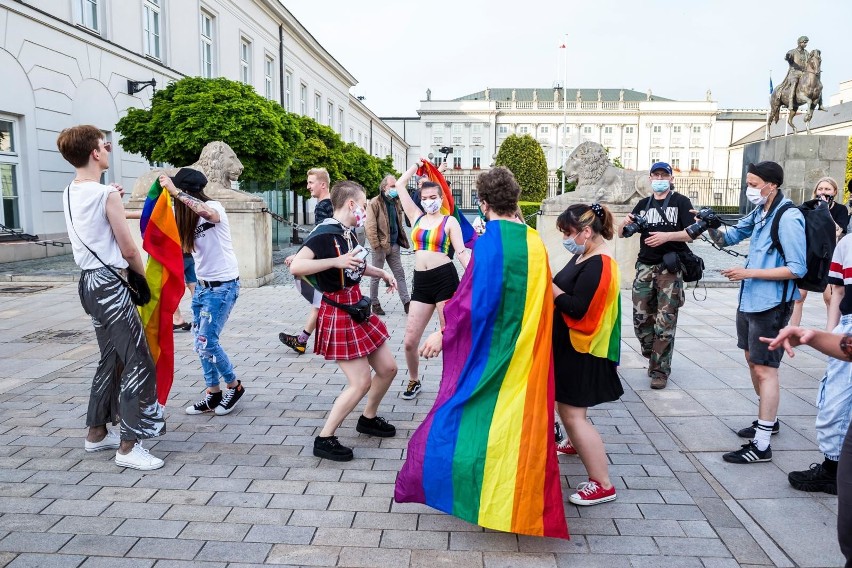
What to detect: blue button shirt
<box><xmin>723</xmin><ymin>197</ymin><xmax>807</xmax><ymax>313</ymax></box>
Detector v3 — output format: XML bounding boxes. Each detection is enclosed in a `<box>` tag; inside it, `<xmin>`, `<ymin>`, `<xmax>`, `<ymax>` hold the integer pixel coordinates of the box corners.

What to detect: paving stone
<box><xmin>0</xmin><ymin>513</ymin><xmax>62</xmax><ymax>532</ymax></box>
<box><xmin>5</xmin><ymin>553</ymin><xmax>86</xmax><ymax>567</ymax></box>
<box><xmin>48</xmin><ymin>515</ymin><xmax>123</xmax><ymax>535</ymax></box>
<box><xmin>114</xmin><ymin>518</ymin><xmax>187</xmax><ymax>538</ymax></box>
<box><xmin>628</xmin><ymin>556</ymin><xmax>703</xmax><ymax>568</ymax></box>
<box><xmin>207</xmin><ymin>491</ymin><xmax>271</xmax><ymax>508</ymax></box>
<box><xmin>60</xmin><ymin>534</ymin><xmax>137</xmax><ymax>556</ymax></box>
<box><xmin>517</xmin><ymin>535</ymin><xmax>587</xmax><ymax>553</ymax></box>
<box><xmin>417</xmin><ymin>514</ymin><xmax>483</xmax><ymax>532</ymax></box>
<box><xmin>267</xmin><ymin>493</ymin><xmax>331</xmax><ymax>510</ymax></box>
<box><xmin>178</xmin><ymin>521</ymin><xmax>251</xmax><ymax>542</ymax></box>
<box><xmin>713</xmin><ymin>527</ymin><xmax>772</xmax><ymax>565</ymax></box>
<box><xmin>678</xmin><ymin>521</ymin><xmax>717</xmax><ymax>538</ymax></box>
<box><xmin>638</xmin><ymin>504</ymin><xmax>707</xmax><ymax>521</ymax></box>
<box><xmin>449</xmin><ymin>532</ymin><xmax>519</xmax><ymax>552</ymax></box>
<box><xmin>586</xmin><ymin>535</ymin><xmax>659</xmax><ymax>555</ymax></box>
<box><xmin>243</xmin><ymin>524</ymin><xmax>315</xmax><ymax>544</ymax></box>
<box><xmin>409</xmin><ymin>550</ymin><xmax>483</xmax><ymax>568</ymax></box>
<box><xmin>0</xmin><ymin>497</ymin><xmax>51</xmax><ymax>514</ymax></box>
<box><xmin>41</xmin><ymin>499</ymin><xmax>110</xmax><ymax>516</ymax></box>
<box><xmin>381</xmin><ymin>529</ymin><xmax>448</xmax><ymax>550</ymax></box>
<box><xmin>353</xmin><ymin>512</ymin><xmax>418</xmax><ymax>530</ymax></box>
<box><xmin>266</xmin><ymin>544</ymin><xmax>340</xmax><ymax>566</ymax></box>
<box><xmin>0</xmin><ymin>531</ymin><xmax>72</xmax><ymax>553</ymax></box>
<box><xmin>161</xmin><ymin>504</ymin><xmax>232</xmax><ymax>522</ymax></box>
<box><xmin>654</xmin><ymin>537</ymin><xmax>732</xmax><ymax>557</ymax></box>
<box><xmin>78</xmin><ymin>558</ymin><xmax>155</xmax><ymax>567</ymax></box>
<box><xmin>194</xmin><ymin>541</ymin><xmax>271</xmax><ymax>563</ymax></box>
<box><xmin>101</xmin><ymin>502</ymin><xmax>170</xmax><ymax>520</ymax></box>
<box><xmin>614</xmin><ymin>519</ymin><xmax>685</xmax><ymax>537</ymax></box>
<box><xmin>125</xmin><ymin>537</ymin><xmax>205</xmax><ymax>561</ymax></box>
<box><xmin>223</xmin><ymin>507</ymin><xmax>292</xmax><ymax>525</ymax></box>
<box><xmin>337</xmin><ymin>546</ymin><xmax>411</xmax><ymax>568</ymax></box>
<box><xmin>482</xmin><ymin>552</ymin><xmax>557</xmax><ymax>568</ymax></box>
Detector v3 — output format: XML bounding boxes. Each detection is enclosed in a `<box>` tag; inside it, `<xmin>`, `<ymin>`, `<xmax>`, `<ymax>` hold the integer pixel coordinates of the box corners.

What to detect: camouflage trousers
<box><xmin>632</xmin><ymin>261</ymin><xmax>685</xmax><ymax>378</ymax></box>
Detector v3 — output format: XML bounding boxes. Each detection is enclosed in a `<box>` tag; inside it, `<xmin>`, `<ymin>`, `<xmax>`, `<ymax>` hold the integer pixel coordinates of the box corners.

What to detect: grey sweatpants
<box><xmin>369</xmin><ymin>245</ymin><xmax>411</xmax><ymax>305</ymax></box>
<box><xmin>78</xmin><ymin>268</ymin><xmax>166</xmax><ymax>441</ymax></box>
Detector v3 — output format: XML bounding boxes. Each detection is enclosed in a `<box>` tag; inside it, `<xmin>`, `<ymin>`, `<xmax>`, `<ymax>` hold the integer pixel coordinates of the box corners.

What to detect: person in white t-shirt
<box><xmin>160</xmin><ymin>169</ymin><xmax>245</xmax><ymax>416</ymax></box>
<box><xmin>57</xmin><ymin>124</ymin><xmax>165</xmax><ymax>471</ymax></box>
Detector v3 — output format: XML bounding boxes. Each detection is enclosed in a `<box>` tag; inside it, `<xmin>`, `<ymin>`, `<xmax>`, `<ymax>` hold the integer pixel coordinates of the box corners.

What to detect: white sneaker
<box><xmin>85</xmin><ymin>430</ymin><xmax>120</xmax><ymax>452</ymax></box>
<box><xmin>115</xmin><ymin>443</ymin><xmax>164</xmax><ymax>471</ymax></box>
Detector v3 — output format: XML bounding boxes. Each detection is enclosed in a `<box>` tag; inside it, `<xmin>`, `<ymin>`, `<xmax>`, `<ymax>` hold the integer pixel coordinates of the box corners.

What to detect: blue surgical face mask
<box><xmin>562</xmin><ymin>236</ymin><xmax>586</xmax><ymax>256</ymax></box>
<box><xmin>651</xmin><ymin>180</ymin><xmax>670</xmax><ymax>193</ymax></box>
<box><xmin>387</xmin><ymin>189</ymin><xmax>398</xmax><ymax>198</ymax></box>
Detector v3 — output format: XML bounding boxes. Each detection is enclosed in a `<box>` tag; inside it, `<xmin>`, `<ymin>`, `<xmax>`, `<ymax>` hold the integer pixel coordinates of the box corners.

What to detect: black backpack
<box><xmin>770</xmin><ymin>198</ymin><xmax>836</xmax><ymax>293</ymax></box>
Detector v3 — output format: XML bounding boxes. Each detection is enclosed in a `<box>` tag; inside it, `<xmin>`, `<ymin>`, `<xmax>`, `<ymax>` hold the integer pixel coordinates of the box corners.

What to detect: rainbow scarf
<box><xmin>562</xmin><ymin>255</ymin><xmax>621</xmax><ymax>363</ymax></box>
<box><xmin>394</xmin><ymin>220</ymin><xmax>568</xmax><ymax>539</ymax></box>
<box><xmin>138</xmin><ymin>180</ymin><xmax>184</xmax><ymax>405</ymax></box>
<box><xmin>417</xmin><ymin>161</ymin><xmax>476</xmax><ymax>247</ymax></box>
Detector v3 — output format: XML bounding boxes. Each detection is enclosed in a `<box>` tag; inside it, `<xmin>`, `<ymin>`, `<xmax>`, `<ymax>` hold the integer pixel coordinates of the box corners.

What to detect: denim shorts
<box><xmin>736</xmin><ymin>303</ymin><xmax>793</xmax><ymax>368</ymax></box>
<box><xmin>183</xmin><ymin>254</ymin><xmax>197</xmax><ymax>284</ymax></box>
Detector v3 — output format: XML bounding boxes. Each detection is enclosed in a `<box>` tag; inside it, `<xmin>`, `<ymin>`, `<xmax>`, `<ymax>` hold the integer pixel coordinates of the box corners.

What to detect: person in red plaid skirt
<box><xmin>290</xmin><ymin>181</ymin><xmax>400</xmax><ymax>461</ymax></box>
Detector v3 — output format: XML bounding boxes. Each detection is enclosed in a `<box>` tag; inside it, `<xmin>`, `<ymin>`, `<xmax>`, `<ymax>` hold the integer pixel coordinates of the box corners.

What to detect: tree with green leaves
<box><xmin>115</xmin><ymin>77</ymin><xmax>304</xmax><ymax>183</ymax></box>
<box><xmin>494</xmin><ymin>134</ymin><xmax>549</xmax><ymax>202</ymax></box>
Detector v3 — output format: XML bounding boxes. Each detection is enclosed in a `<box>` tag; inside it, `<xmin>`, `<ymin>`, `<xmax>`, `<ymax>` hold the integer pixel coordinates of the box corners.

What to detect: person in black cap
<box><xmin>707</xmin><ymin>160</ymin><xmax>806</xmax><ymax>464</ymax></box>
<box><xmin>619</xmin><ymin>161</ymin><xmax>696</xmax><ymax>389</ymax></box>
<box><xmin>159</xmin><ymin>168</ymin><xmax>246</xmax><ymax>417</ymax></box>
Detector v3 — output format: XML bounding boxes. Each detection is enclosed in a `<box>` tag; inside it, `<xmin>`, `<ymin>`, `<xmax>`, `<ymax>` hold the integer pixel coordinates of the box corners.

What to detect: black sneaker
<box><xmin>554</xmin><ymin>421</ymin><xmax>565</xmax><ymax>444</ymax></box>
<box><xmin>737</xmin><ymin>420</ymin><xmax>780</xmax><ymax>438</ymax></box>
<box><xmin>723</xmin><ymin>441</ymin><xmax>772</xmax><ymax>464</ymax></box>
<box><xmin>788</xmin><ymin>462</ymin><xmax>838</xmax><ymax>494</ymax></box>
<box><xmin>214</xmin><ymin>381</ymin><xmax>244</xmax><ymax>416</ymax></box>
<box><xmin>279</xmin><ymin>332</ymin><xmax>307</xmax><ymax>354</ymax></box>
<box><xmin>185</xmin><ymin>390</ymin><xmax>223</xmax><ymax>415</ymax></box>
<box><xmin>356</xmin><ymin>415</ymin><xmax>396</xmax><ymax>438</ymax></box>
<box><xmin>313</xmin><ymin>436</ymin><xmax>353</xmax><ymax>461</ymax></box>
<box><xmin>401</xmin><ymin>379</ymin><xmax>421</xmax><ymax>400</ymax></box>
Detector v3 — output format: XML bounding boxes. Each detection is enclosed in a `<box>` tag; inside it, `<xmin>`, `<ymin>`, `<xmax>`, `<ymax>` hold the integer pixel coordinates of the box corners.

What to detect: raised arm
<box><xmin>395</xmin><ymin>162</ymin><xmax>425</xmax><ymax>225</ymax></box>
<box><xmin>159</xmin><ymin>174</ymin><xmax>220</xmax><ymax>223</ymax></box>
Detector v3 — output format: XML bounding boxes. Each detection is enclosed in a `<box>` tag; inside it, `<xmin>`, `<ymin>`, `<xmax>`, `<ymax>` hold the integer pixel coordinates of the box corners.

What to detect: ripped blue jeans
<box><xmin>192</xmin><ymin>280</ymin><xmax>240</xmax><ymax>389</ymax></box>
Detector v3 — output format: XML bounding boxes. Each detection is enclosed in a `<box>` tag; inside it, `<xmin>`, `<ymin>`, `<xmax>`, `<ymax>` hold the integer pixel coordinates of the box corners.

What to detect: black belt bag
<box><xmin>322</xmin><ymin>295</ymin><xmax>372</xmax><ymax>323</ymax></box>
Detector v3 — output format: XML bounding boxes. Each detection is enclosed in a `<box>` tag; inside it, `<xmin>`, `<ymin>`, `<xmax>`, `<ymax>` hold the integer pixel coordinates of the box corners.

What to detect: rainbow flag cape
<box><xmin>562</xmin><ymin>255</ymin><xmax>621</xmax><ymax>363</ymax></box>
<box><xmin>138</xmin><ymin>180</ymin><xmax>184</xmax><ymax>405</ymax></box>
<box><xmin>395</xmin><ymin>220</ymin><xmax>568</xmax><ymax>539</ymax></box>
<box><xmin>417</xmin><ymin>161</ymin><xmax>476</xmax><ymax>247</ymax></box>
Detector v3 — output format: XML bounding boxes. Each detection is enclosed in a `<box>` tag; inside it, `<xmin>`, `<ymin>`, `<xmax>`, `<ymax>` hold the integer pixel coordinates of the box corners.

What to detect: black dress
<box><xmin>552</xmin><ymin>254</ymin><xmax>624</xmax><ymax>408</ymax></box>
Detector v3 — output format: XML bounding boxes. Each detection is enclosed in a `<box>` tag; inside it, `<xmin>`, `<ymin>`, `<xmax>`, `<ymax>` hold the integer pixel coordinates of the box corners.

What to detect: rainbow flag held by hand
<box><xmin>395</xmin><ymin>220</ymin><xmax>568</xmax><ymax>539</ymax></box>
<box><xmin>139</xmin><ymin>180</ymin><xmax>184</xmax><ymax>406</ymax></box>
<box><xmin>562</xmin><ymin>255</ymin><xmax>621</xmax><ymax>364</ymax></box>
<box><xmin>417</xmin><ymin>161</ymin><xmax>476</xmax><ymax>247</ymax></box>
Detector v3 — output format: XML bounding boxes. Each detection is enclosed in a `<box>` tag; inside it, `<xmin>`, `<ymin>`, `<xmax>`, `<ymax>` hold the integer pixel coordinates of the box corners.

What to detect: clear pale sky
<box><xmin>283</xmin><ymin>0</ymin><xmax>851</xmax><ymax>117</ymax></box>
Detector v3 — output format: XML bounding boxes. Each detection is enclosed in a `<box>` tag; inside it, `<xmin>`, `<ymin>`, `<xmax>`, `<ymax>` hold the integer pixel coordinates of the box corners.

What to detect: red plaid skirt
<box><xmin>314</xmin><ymin>286</ymin><xmax>389</xmax><ymax>361</ymax></box>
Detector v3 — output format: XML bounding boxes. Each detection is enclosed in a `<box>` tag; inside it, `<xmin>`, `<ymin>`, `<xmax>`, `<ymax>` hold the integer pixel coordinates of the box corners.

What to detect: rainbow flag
<box><xmin>395</xmin><ymin>220</ymin><xmax>568</xmax><ymax>539</ymax></box>
<box><xmin>138</xmin><ymin>180</ymin><xmax>184</xmax><ymax>405</ymax></box>
<box><xmin>562</xmin><ymin>255</ymin><xmax>621</xmax><ymax>363</ymax></box>
<box><xmin>417</xmin><ymin>161</ymin><xmax>476</xmax><ymax>247</ymax></box>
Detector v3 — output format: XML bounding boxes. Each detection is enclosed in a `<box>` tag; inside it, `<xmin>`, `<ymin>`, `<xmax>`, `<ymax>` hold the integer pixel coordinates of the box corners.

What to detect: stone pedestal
<box><xmin>540</xmin><ymin>198</ymin><xmax>639</xmax><ymax>289</ymax></box>
<box><xmin>126</xmin><ymin>170</ymin><xmax>273</xmax><ymax>288</ymax></box>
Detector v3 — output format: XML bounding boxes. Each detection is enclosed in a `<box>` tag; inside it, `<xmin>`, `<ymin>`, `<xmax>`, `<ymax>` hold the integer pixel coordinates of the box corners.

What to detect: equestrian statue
<box><xmin>767</xmin><ymin>36</ymin><xmax>825</xmax><ymax>135</ymax></box>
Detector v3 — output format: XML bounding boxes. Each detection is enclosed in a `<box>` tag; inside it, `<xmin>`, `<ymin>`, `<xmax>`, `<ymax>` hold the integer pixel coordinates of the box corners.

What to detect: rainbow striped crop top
<box><xmin>411</xmin><ymin>215</ymin><xmax>451</xmax><ymax>254</ymax></box>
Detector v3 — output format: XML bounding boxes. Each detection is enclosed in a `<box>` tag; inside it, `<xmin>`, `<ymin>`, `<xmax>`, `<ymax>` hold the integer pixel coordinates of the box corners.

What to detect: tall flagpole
<box><xmin>561</xmin><ymin>34</ymin><xmax>568</xmax><ymax>194</ymax></box>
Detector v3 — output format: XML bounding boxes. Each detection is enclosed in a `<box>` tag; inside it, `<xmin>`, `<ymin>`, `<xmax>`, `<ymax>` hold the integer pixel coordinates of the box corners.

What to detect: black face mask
<box><xmin>819</xmin><ymin>194</ymin><xmax>835</xmax><ymax>205</ymax></box>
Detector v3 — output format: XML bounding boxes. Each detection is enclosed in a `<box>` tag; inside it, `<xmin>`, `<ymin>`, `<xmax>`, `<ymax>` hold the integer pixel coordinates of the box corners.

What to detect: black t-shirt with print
<box><xmin>314</xmin><ymin>199</ymin><xmax>333</xmax><ymax>225</ymax></box>
<box><xmin>630</xmin><ymin>191</ymin><xmax>695</xmax><ymax>265</ymax></box>
<box><xmin>304</xmin><ymin>229</ymin><xmax>366</xmax><ymax>293</ymax></box>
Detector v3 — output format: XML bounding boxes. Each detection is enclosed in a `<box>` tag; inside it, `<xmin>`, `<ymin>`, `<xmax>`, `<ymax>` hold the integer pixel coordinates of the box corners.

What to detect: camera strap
<box><xmin>642</xmin><ymin>192</ymin><xmax>673</xmax><ymax>226</ymax></box>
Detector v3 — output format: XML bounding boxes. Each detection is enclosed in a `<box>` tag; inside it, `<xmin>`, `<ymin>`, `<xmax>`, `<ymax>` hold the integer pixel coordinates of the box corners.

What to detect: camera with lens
<box><xmin>685</xmin><ymin>207</ymin><xmax>722</xmax><ymax>239</ymax></box>
<box><xmin>622</xmin><ymin>214</ymin><xmax>649</xmax><ymax>238</ymax></box>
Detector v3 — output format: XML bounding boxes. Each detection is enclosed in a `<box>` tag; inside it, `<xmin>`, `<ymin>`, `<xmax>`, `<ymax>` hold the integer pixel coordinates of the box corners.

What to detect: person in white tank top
<box><xmin>57</xmin><ymin>125</ymin><xmax>165</xmax><ymax>471</ymax></box>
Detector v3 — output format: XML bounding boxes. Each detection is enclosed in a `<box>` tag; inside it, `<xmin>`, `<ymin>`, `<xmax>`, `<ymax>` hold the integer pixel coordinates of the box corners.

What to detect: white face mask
<box><xmin>650</xmin><ymin>180</ymin><xmax>670</xmax><ymax>193</ymax></box>
<box><xmin>421</xmin><ymin>198</ymin><xmax>441</xmax><ymax>214</ymax></box>
<box><xmin>352</xmin><ymin>205</ymin><xmax>367</xmax><ymax>228</ymax></box>
<box><xmin>746</xmin><ymin>185</ymin><xmax>767</xmax><ymax>206</ymax></box>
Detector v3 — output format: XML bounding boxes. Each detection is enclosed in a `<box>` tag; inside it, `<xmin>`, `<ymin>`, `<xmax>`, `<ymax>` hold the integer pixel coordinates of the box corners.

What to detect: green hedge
<box><xmin>519</xmin><ymin>201</ymin><xmax>542</xmax><ymax>229</ymax></box>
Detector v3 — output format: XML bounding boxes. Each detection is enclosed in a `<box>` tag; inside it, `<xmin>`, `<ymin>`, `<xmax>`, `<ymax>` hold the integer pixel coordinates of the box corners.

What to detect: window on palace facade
<box><xmin>498</xmin><ymin>125</ymin><xmax>508</xmax><ymax>134</ymax></box>
<box><xmin>693</xmin><ymin>125</ymin><xmax>702</xmax><ymax>133</ymax></box>
<box><xmin>0</xmin><ymin>118</ymin><xmax>21</xmax><ymax>229</ymax></box>
<box><xmin>76</xmin><ymin>0</ymin><xmax>101</xmax><ymax>32</ymax></box>
<box><xmin>143</xmin><ymin>0</ymin><xmax>161</xmax><ymax>59</ymax></box>
<box><xmin>239</xmin><ymin>38</ymin><xmax>252</xmax><ymax>85</ymax></box>
<box><xmin>583</xmin><ymin>126</ymin><xmax>592</xmax><ymax>134</ymax></box>
<box><xmin>453</xmin><ymin>151</ymin><xmax>462</xmax><ymax>169</ymax></box>
<box><xmin>473</xmin><ymin>123</ymin><xmax>482</xmax><ymax>134</ymax></box>
<box><xmin>284</xmin><ymin>71</ymin><xmax>292</xmax><ymax>110</ymax></box>
<box><xmin>622</xmin><ymin>150</ymin><xmax>633</xmax><ymax>169</ymax></box>
<box><xmin>314</xmin><ymin>94</ymin><xmax>321</xmax><ymax>122</ymax></box>
<box><xmin>452</xmin><ymin>123</ymin><xmax>462</xmax><ymax>135</ymax></box>
<box><xmin>671</xmin><ymin>152</ymin><xmax>680</xmax><ymax>170</ymax></box>
<box><xmin>264</xmin><ymin>55</ymin><xmax>274</xmax><ymax>100</ymax></box>
<box><xmin>604</xmin><ymin>126</ymin><xmax>613</xmax><ymax>134</ymax></box>
<box><xmin>624</xmin><ymin>126</ymin><xmax>634</xmax><ymax>134</ymax></box>
<box><xmin>563</xmin><ymin>125</ymin><xmax>571</xmax><ymax>134</ymax></box>
<box><xmin>540</xmin><ymin>126</ymin><xmax>549</xmax><ymax>134</ymax></box>
<box><xmin>338</xmin><ymin>108</ymin><xmax>344</xmax><ymax>134</ymax></box>
<box><xmin>472</xmin><ymin>149</ymin><xmax>481</xmax><ymax>169</ymax></box>
<box><xmin>519</xmin><ymin>126</ymin><xmax>529</xmax><ymax>134</ymax></box>
<box><xmin>200</xmin><ymin>11</ymin><xmax>215</xmax><ymax>78</ymax></box>
<box><xmin>651</xmin><ymin>151</ymin><xmax>660</xmax><ymax>164</ymax></box>
<box><xmin>432</xmin><ymin>155</ymin><xmax>442</xmax><ymax>167</ymax></box>
<box><xmin>327</xmin><ymin>102</ymin><xmax>334</xmax><ymax>128</ymax></box>
<box><xmin>690</xmin><ymin>151</ymin><xmax>700</xmax><ymax>170</ymax></box>
<box><xmin>652</xmin><ymin>125</ymin><xmax>661</xmax><ymax>133</ymax></box>
<box><xmin>673</xmin><ymin>125</ymin><xmax>682</xmax><ymax>133</ymax></box>
<box><xmin>433</xmin><ymin>123</ymin><xmax>444</xmax><ymax>134</ymax></box>
<box><xmin>300</xmin><ymin>84</ymin><xmax>307</xmax><ymax>115</ymax></box>
<box><xmin>349</xmin><ymin>128</ymin><xmax>354</xmax><ymax>142</ymax></box>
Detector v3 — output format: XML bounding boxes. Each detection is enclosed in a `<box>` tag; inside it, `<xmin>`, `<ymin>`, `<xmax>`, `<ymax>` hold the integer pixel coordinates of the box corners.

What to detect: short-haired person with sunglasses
<box><xmin>57</xmin><ymin>125</ymin><xmax>165</xmax><ymax>471</ymax></box>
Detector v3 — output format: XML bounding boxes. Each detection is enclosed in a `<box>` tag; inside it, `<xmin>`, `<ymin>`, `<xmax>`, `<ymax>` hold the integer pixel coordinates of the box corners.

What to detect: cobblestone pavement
<box><xmin>0</xmin><ymin>247</ymin><xmax>843</xmax><ymax>567</ymax></box>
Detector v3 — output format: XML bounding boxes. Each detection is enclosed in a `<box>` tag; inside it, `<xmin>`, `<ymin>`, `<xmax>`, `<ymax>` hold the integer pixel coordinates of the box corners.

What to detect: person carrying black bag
<box><xmin>58</xmin><ymin>125</ymin><xmax>165</xmax><ymax>471</ymax></box>
<box><xmin>619</xmin><ymin>161</ymin><xmax>696</xmax><ymax>390</ymax></box>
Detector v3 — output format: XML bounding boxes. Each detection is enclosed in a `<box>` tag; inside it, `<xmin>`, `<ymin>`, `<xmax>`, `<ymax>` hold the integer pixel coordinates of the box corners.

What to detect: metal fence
<box><xmin>673</xmin><ymin>177</ymin><xmax>742</xmax><ymax>208</ymax></box>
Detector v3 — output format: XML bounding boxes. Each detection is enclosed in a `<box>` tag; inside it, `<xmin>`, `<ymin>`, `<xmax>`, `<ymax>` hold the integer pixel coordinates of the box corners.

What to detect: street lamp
<box><xmin>127</xmin><ymin>78</ymin><xmax>157</xmax><ymax>95</ymax></box>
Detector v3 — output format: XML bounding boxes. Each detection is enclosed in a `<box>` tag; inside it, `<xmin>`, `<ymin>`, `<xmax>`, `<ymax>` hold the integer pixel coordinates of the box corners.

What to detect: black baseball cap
<box><xmin>171</xmin><ymin>168</ymin><xmax>208</xmax><ymax>192</ymax></box>
<box><xmin>747</xmin><ymin>161</ymin><xmax>784</xmax><ymax>186</ymax></box>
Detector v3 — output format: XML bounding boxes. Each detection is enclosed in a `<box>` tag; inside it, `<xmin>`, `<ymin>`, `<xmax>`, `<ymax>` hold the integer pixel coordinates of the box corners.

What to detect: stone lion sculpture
<box><xmin>560</xmin><ymin>141</ymin><xmax>649</xmax><ymax>204</ymax></box>
<box><xmin>130</xmin><ymin>141</ymin><xmax>260</xmax><ymax>202</ymax></box>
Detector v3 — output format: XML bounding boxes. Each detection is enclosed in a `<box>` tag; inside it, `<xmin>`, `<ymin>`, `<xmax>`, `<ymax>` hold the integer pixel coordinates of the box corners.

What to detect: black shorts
<box><xmin>411</xmin><ymin>263</ymin><xmax>459</xmax><ymax>305</ymax></box>
<box><xmin>736</xmin><ymin>304</ymin><xmax>793</xmax><ymax>368</ymax></box>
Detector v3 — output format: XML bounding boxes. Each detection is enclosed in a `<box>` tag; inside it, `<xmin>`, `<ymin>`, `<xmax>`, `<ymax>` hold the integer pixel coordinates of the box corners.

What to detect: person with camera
<box><xmin>366</xmin><ymin>174</ymin><xmax>411</xmax><ymax>315</ymax></box>
<box><xmin>707</xmin><ymin>161</ymin><xmax>806</xmax><ymax>464</ymax></box>
<box><xmin>161</xmin><ymin>169</ymin><xmax>246</xmax><ymax>417</ymax></box>
<box><xmin>553</xmin><ymin>202</ymin><xmax>623</xmax><ymax>505</ymax></box>
<box><xmin>789</xmin><ymin>176</ymin><xmax>849</xmax><ymax>327</ymax></box>
<box><xmin>289</xmin><ymin>181</ymin><xmax>399</xmax><ymax>461</ymax></box>
<box><xmin>58</xmin><ymin>125</ymin><xmax>165</xmax><ymax>471</ymax></box>
<box><xmin>620</xmin><ymin>162</ymin><xmax>696</xmax><ymax>390</ymax></box>
<box><xmin>393</xmin><ymin>161</ymin><xmax>470</xmax><ymax>400</ymax></box>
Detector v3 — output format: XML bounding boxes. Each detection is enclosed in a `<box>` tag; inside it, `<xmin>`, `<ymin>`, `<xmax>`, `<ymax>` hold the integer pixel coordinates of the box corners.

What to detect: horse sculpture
<box><xmin>767</xmin><ymin>49</ymin><xmax>824</xmax><ymax>135</ymax></box>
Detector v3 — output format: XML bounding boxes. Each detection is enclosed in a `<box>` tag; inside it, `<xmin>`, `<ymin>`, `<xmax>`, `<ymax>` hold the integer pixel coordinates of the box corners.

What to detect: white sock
<box><xmin>753</xmin><ymin>419</ymin><xmax>775</xmax><ymax>451</ymax></box>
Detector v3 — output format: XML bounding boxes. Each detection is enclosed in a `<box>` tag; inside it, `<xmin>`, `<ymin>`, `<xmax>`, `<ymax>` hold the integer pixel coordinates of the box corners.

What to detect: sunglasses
<box><xmin>100</xmin><ymin>141</ymin><xmax>112</xmax><ymax>152</ymax></box>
